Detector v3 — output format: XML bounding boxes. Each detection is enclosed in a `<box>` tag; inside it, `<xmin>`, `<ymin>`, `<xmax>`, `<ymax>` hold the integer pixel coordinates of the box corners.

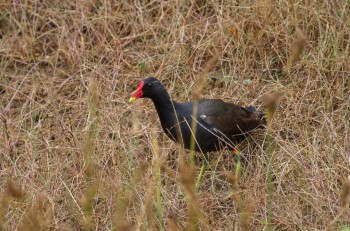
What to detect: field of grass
<box><xmin>0</xmin><ymin>0</ymin><xmax>349</xmax><ymax>230</ymax></box>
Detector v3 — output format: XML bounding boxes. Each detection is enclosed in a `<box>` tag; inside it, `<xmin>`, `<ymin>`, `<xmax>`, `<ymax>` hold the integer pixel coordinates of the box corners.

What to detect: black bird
<box><xmin>130</xmin><ymin>77</ymin><xmax>265</xmax><ymax>154</ymax></box>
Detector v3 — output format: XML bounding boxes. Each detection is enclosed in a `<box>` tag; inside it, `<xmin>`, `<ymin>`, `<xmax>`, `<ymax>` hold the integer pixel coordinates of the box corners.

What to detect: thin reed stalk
<box><xmin>150</xmin><ymin>113</ymin><xmax>165</xmax><ymax>230</ymax></box>
<box><xmin>82</xmin><ymin>78</ymin><xmax>100</xmax><ymax>230</ymax></box>
<box><xmin>189</xmin><ymin>56</ymin><xmax>219</xmax><ymax>165</ymax></box>
<box><xmin>264</xmin><ymin>93</ymin><xmax>280</xmax><ymax>231</ymax></box>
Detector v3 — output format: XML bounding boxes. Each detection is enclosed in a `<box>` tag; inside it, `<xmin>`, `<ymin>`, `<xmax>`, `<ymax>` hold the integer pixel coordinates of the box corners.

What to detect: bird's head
<box><xmin>129</xmin><ymin>77</ymin><xmax>161</xmax><ymax>102</ymax></box>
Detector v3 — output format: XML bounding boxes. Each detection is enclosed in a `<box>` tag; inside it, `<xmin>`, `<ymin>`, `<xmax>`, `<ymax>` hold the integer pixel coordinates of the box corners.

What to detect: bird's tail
<box><xmin>246</xmin><ymin>105</ymin><xmax>266</xmax><ymax>128</ymax></box>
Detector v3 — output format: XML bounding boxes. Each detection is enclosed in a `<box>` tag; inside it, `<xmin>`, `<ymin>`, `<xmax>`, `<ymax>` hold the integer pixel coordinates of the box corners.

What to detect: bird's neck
<box><xmin>150</xmin><ymin>87</ymin><xmax>177</xmax><ymax>130</ymax></box>
<box><xmin>151</xmin><ymin>87</ymin><xmax>174</xmax><ymax>114</ymax></box>
<box><xmin>148</xmin><ymin>85</ymin><xmax>182</xmax><ymax>144</ymax></box>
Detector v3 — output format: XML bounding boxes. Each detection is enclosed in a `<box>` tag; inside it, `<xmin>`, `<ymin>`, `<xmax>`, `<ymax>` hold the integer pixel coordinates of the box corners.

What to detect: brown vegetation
<box><xmin>0</xmin><ymin>0</ymin><xmax>349</xmax><ymax>230</ymax></box>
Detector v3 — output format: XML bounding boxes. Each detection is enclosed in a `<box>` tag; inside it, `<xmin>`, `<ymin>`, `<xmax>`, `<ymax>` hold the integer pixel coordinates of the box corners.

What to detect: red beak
<box><xmin>129</xmin><ymin>81</ymin><xmax>144</xmax><ymax>102</ymax></box>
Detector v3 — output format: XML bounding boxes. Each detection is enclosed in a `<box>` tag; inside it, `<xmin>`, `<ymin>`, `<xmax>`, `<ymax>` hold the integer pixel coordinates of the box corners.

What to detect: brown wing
<box><xmin>198</xmin><ymin>99</ymin><xmax>264</xmax><ymax>136</ymax></box>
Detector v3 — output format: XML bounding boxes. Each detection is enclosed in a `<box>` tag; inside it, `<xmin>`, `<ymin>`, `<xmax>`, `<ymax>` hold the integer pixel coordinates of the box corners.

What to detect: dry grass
<box><xmin>1</xmin><ymin>0</ymin><xmax>349</xmax><ymax>230</ymax></box>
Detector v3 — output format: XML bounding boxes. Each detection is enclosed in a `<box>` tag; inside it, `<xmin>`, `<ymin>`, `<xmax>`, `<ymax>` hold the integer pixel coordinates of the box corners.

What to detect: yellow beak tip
<box><xmin>129</xmin><ymin>97</ymin><xmax>136</xmax><ymax>103</ymax></box>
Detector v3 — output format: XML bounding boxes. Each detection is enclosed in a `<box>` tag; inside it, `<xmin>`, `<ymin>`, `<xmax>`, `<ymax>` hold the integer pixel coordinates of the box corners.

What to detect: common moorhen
<box><xmin>130</xmin><ymin>77</ymin><xmax>265</xmax><ymax>154</ymax></box>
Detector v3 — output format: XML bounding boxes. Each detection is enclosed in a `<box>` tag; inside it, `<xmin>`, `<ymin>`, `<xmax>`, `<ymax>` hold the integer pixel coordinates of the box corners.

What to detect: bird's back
<box><xmin>160</xmin><ymin>99</ymin><xmax>265</xmax><ymax>153</ymax></box>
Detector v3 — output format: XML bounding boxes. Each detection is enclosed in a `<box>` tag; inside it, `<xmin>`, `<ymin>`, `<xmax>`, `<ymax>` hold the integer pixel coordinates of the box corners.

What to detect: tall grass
<box><xmin>81</xmin><ymin>78</ymin><xmax>100</xmax><ymax>230</ymax></box>
<box><xmin>150</xmin><ymin>113</ymin><xmax>164</xmax><ymax>230</ymax></box>
<box><xmin>0</xmin><ymin>0</ymin><xmax>349</xmax><ymax>230</ymax></box>
<box><xmin>264</xmin><ymin>93</ymin><xmax>280</xmax><ymax>231</ymax></box>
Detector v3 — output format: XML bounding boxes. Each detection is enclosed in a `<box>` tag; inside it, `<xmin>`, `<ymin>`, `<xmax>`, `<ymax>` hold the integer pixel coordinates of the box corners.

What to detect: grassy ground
<box><xmin>0</xmin><ymin>0</ymin><xmax>349</xmax><ymax>230</ymax></box>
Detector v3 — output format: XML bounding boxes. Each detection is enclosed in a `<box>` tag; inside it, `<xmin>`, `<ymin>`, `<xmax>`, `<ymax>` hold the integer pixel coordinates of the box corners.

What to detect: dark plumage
<box><xmin>130</xmin><ymin>77</ymin><xmax>265</xmax><ymax>153</ymax></box>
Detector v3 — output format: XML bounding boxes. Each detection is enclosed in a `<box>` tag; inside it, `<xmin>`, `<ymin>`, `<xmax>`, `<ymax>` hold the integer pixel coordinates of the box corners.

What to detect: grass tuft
<box><xmin>0</xmin><ymin>0</ymin><xmax>349</xmax><ymax>229</ymax></box>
